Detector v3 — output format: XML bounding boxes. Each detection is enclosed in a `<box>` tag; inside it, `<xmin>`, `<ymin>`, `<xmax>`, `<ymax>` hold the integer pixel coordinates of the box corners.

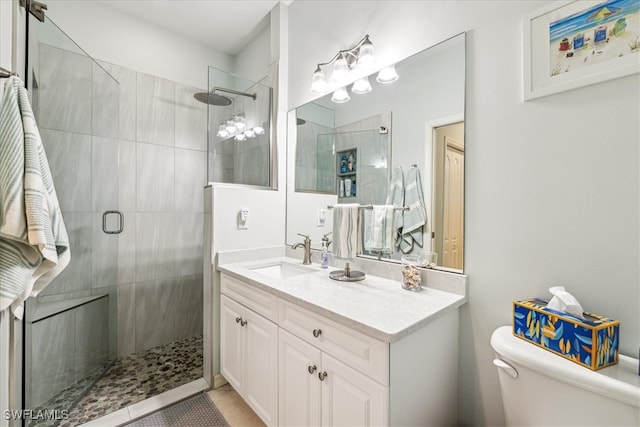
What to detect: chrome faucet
<box><xmin>292</xmin><ymin>233</ymin><xmax>312</xmax><ymax>265</ymax></box>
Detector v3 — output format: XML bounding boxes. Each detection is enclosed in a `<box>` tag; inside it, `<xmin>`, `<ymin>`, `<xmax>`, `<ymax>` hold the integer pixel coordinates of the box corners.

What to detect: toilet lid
<box><xmin>491</xmin><ymin>326</ymin><xmax>640</xmax><ymax>408</ymax></box>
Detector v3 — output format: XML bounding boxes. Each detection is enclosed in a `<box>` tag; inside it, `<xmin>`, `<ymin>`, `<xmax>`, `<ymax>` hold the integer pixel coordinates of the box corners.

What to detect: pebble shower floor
<box><xmin>29</xmin><ymin>335</ymin><xmax>203</xmax><ymax>427</ymax></box>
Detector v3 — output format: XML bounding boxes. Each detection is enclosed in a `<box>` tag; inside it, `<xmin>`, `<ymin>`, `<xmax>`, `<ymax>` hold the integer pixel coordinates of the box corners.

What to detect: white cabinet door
<box><xmin>321</xmin><ymin>353</ymin><xmax>388</xmax><ymax>427</ymax></box>
<box><xmin>244</xmin><ymin>307</ymin><xmax>279</xmax><ymax>426</ymax></box>
<box><xmin>279</xmin><ymin>329</ymin><xmax>322</xmax><ymax>427</ymax></box>
<box><xmin>220</xmin><ymin>294</ymin><xmax>243</xmax><ymax>392</ymax></box>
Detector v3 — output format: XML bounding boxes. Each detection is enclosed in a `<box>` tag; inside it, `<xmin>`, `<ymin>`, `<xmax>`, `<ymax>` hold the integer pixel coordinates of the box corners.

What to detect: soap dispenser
<box><xmin>321</xmin><ymin>232</ymin><xmax>332</xmax><ymax>268</ymax></box>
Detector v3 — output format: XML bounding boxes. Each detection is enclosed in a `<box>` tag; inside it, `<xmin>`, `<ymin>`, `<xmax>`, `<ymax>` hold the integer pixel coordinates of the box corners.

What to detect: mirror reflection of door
<box><xmin>433</xmin><ymin>122</ymin><xmax>464</xmax><ymax>270</ymax></box>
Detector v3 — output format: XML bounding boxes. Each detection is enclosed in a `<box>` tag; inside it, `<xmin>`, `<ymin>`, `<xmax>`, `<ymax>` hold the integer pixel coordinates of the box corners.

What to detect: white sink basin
<box><xmin>250</xmin><ymin>261</ymin><xmax>315</xmax><ymax>279</ymax></box>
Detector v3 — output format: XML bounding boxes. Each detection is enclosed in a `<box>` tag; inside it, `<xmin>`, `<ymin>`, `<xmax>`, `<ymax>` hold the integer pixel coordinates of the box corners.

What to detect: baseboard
<box><xmin>213</xmin><ymin>374</ymin><xmax>228</xmax><ymax>389</ymax></box>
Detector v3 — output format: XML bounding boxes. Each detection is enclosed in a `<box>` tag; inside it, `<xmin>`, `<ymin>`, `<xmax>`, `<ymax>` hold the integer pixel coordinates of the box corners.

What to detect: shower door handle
<box><xmin>102</xmin><ymin>210</ymin><xmax>124</xmax><ymax>234</ymax></box>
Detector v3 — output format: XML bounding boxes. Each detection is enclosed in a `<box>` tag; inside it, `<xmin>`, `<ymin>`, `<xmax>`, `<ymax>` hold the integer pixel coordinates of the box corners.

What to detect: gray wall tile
<box><xmin>118</xmin><ymin>212</ymin><xmax>136</xmax><ymax>285</ymax></box>
<box><xmin>175</xmin><ymin>148</ymin><xmax>206</xmax><ymax>213</ymax></box>
<box><xmin>28</xmin><ymin>311</ymin><xmax>76</xmax><ymax>407</ymax></box>
<box><xmin>74</xmin><ymin>298</ymin><xmax>109</xmax><ymax>379</ymax></box>
<box><xmin>117</xmin><ymin>284</ymin><xmax>136</xmax><ymax>357</ymax></box>
<box><xmin>176</xmin><ymin>84</ymin><xmax>207</xmax><ymax>151</ymax></box>
<box><xmin>99</xmin><ymin>61</ymin><xmax>137</xmax><ymax>141</ymax></box>
<box><xmin>136</xmin><ymin>143</ymin><xmax>175</xmax><ymax>212</ymax></box>
<box><xmin>135</xmin><ymin>213</ymin><xmax>175</xmax><ymax>282</ymax></box>
<box><xmin>41</xmin><ymin>129</ymin><xmax>92</xmax><ymax>212</ymax></box>
<box><xmin>118</xmin><ymin>140</ymin><xmax>137</xmax><ymax>212</ymax></box>
<box><xmin>174</xmin><ymin>213</ymin><xmax>203</xmax><ymax>277</ymax></box>
<box><xmin>137</xmin><ymin>73</ymin><xmax>175</xmax><ymax>146</ymax></box>
<box><xmin>92</xmin><ymin>213</ymin><xmax>118</xmax><ymax>289</ymax></box>
<box><xmin>38</xmin><ymin>45</ymin><xmax>92</xmax><ymax>134</ymax></box>
<box><xmin>92</xmin><ymin>136</ymin><xmax>119</xmax><ymax>212</ymax></box>
<box><xmin>40</xmin><ymin>213</ymin><xmax>92</xmax><ymax>296</ymax></box>
<box><xmin>135</xmin><ymin>278</ymin><xmax>176</xmax><ymax>352</ymax></box>
<box><xmin>92</xmin><ymin>62</ymin><xmax>119</xmax><ymax>138</ymax></box>
<box><xmin>175</xmin><ymin>274</ymin><xmax>203</xmax><ymax>340</ymax></box>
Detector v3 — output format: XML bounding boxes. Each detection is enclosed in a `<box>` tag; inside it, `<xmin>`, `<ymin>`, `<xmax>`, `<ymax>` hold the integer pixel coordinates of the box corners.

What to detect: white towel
<box><xmin>385</xmin><ymin>167</ymin><xmax>404</xmax><ymax>249</ymax></box>
<box><xmin>0</xmin><ymin>76</ymin><xmax>70</xmax><ymax>319</ymax></box>
<box><xmin>363</xmin><ymin>205</ymin><xmax>395</xmax><ymax>254</ymax></box>
<box><xmin>400</xmin><ymin>166</ymin><xmax>427</xmax><ymax>254</ymax></box>
<box><xmin>332</xmin><ymin>204</ymin><xmax>360</xmax><ymax>260</ymax></box>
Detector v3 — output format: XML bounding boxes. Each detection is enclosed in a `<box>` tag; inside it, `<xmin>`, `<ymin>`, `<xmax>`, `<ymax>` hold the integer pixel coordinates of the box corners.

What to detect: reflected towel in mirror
<box><xmin>400</xmin><ymin>166</ymin><xmax>426</xmax><ymax>254</ymax></box>
<box><xmin>385</xmin><ymin>167</ymin><xmax>404</xmax><ymax>249</ymax></box>
<box><xmin>332</xmin><ymin>204</ymin><xmax>360</xmax><ymax>259</ymax></box>
<box><xmin>364</xmin><ymin>205</ymin><xmax>395</xmax><ymax>254</ymax></box>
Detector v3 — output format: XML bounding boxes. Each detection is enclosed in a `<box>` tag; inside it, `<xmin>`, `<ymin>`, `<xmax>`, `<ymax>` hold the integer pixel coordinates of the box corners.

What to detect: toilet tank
<box><xmin>491</xmin><ymin>326</ymin><xmax>640</xmax><ymax>426</ymax></box>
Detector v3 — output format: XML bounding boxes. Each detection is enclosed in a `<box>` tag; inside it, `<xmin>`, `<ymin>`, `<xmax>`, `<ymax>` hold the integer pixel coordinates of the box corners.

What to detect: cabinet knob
<box><xmin>240</xmin><ymin>319</ymin><xmax>248</xmax><ymax>327</ymax></box>
<box><xmin>312</xmin><ymin>329</ymin><xmax>322</xmax><ymax>338</ymax></box>
<box><xmin>318</xmin><ymin>371</ymin><xmax>327</xmax><ymax>381</ymax></box>
<box><xmin>235</xmin><ymin>317</ymin><xmax>242</xmax><ymax>324</ymax></box>
<box><xmin>307</xmin><ymin>365</ymin><xmax>317</xmax><ymax>374</ymax></box>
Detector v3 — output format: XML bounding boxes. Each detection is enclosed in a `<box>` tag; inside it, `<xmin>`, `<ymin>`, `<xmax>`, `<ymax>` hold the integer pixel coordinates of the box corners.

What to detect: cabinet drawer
<box><xmin>221</xmin><ymin>273</ymin><xmax>278</xmax><ymax>323</ymax></box>
<box><xmin>279</xmin><ymin>300</ymin><xmax>389</xmax><ymax>386</ymax></box>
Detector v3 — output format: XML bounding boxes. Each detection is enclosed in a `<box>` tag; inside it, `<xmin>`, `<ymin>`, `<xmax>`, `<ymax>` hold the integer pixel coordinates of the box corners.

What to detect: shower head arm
<box><xmin>212</xmin><ymin>87</ymin><xmax>257</xmax><ymax>100</ymax></box>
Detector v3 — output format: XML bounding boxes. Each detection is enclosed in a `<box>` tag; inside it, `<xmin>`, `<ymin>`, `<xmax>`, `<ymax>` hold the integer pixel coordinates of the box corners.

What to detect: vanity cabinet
<box><xmin>220</xmin><ymin>294</ymin><xmax>278</xmax><ymax>426</ymax></box>
<box><xmin>220</xmin><ymin>270</ymin><xmax>461</xmax><ymax>426</ymax></box>
<box><xmin>279</xmin><ymin>329</ymin><xmax>387</xmax><ymax>426</ymax></box>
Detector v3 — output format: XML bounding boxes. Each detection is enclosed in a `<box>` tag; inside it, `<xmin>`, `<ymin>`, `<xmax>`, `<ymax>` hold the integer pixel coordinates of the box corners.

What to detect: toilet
<box><xmin>491</xmin><ymin>326</ymin><xmax>640</xmax><ymax>426</ymax></box>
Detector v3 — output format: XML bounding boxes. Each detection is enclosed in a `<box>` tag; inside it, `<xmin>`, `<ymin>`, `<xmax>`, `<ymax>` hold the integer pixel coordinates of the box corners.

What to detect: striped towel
<box><xmin>332</xmin><ymin>204</ymin><xmax>360</xmax><ymax>260</ymax></box>
<box><xmin>363</xmin><ymin>205</ymin><xmax>395</xmax><ymax>254</ymax></box>
<box><xmin>385</xmin><ymin>167</ymin><xmax>404</xmax><ymax>249</ymax></box>
<box><xmin>400</xmin><ymin>166</ymin><xmax>427</xmax><ymax>254</ymax></box>
<box><xmin>0</xmin><ymin>76</ymin><xmax>70</xmax><ymax>319</ymax></box>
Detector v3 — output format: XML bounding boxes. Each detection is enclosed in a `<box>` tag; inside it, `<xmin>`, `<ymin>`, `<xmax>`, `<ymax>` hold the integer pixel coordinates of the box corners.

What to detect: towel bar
<box><xmin>327</xmin><ymin>204</ymin><xmax>409</xmax><ymax>211</ymax></box>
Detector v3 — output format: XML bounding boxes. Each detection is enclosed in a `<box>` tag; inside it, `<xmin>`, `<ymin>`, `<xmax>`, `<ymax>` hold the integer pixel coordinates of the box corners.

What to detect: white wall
<box><xmin>46</xmin><ymin>0</ymin><xmax>233</xmax><ymax>89</ymax></box>
<box><xmin>288</xmin><ymin>2</ymin><xmax>639</xmax><ymax>426</ymax></box>
<box><xmin>236</xmin><ymin>25</ymin><xmax>272</xmax><ymax>83</ymax></box>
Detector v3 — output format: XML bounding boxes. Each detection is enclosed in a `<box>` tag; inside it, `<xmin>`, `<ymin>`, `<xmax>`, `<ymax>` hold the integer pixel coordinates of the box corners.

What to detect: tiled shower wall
<box><xmin>37</xmin><ymin>44</ymin><xmax>205</xmax><ymax>357</ymax></box>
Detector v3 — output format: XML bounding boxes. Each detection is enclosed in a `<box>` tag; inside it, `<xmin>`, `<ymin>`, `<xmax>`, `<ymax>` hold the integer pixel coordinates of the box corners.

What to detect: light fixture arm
<box><xmin>314</xmin><ymin>34</ymin><xmax>372</xmax><ymax>70</ymax></box>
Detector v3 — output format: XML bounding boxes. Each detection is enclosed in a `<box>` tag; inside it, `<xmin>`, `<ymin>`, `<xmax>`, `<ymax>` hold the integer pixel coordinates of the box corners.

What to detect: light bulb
<box><xmin>376</xmin><ymin>64</ymin><xmax>398</xmax><ymax>84</ymax></box>
<box><xmin>234</xmin><ymin>113</ymin><xmax>246</xmax><ymax>130</ymax></box>
<box><xmin>244</xmin><ymin>129</ymin><xmax>255</xmax><ymax>138</ymax></box>
<box><xmin>310</xmin><ymin>67</ymin><xmax>328</xmax><ymax>94</ymax></box>
<box><xmin>351</xmin><ymin>76</ymin><xmax>372</xmax><ymax>94</ymax></box>
<box><xmin>253</xmin><ymin>126</ymin><xmax>265</xmax><ymax>135</ymax></box>
<box><xmin>331</xmin><ymin>87</ymin><xmax>350</xmax><ymax>103</ymax></box>
<box><xmin>357</xmin><ymin>37</ymin><xmax>376</xmax><ymax>71</ymax></box>
<box><xmin>217</xmin><ymin>124</ymin><xmax>228</xmax><ymax>138</ymax></box>
<box><xmin>235</xmin><ymin>133</ymin><xmax>246</xmax><ymax>141</ymax></box>
<box><xmin>331</xmin><ymin>54</ymin><xmax>349</xmax><ymax>85</ymax></box>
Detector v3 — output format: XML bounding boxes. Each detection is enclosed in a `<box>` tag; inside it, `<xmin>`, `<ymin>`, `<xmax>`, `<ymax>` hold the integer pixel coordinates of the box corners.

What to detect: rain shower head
<box><xmin>193</xmin><ymin>92</ymin><xmax>232</xmax><ymax>106</ymax></box>
<box><xmin>193</xmin><ymin>86</ymin><xmax>257</xmax><ymax>106</ymax></box>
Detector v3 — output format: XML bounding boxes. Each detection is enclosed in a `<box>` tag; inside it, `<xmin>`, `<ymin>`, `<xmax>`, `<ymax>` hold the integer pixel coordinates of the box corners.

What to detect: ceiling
<box><xmin>97</xmin><ymin>0</ymin><xmax>281</xmax><ymax>55</ymax></box>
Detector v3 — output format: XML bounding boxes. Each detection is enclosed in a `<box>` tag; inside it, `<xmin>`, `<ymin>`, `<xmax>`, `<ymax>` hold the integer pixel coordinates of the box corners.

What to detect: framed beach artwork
<box><xmin>523</xmin><ymin>0</ymin><xmax>640</xmax><ymax>100</ymax></box>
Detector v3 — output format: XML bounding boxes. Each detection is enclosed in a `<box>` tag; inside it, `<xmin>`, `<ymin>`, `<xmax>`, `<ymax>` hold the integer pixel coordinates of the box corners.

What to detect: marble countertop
<box><xmin>217</xmin><ymin>256</ymin><xmax>467</xmax><ymax>343</ymax></box>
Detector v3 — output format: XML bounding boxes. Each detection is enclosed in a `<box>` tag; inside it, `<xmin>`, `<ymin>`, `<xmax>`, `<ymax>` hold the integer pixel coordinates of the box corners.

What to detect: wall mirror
<box><xmin>286</xmin><ymin>32</ymin><xmax>466</xmax><ymax>272</ymax></box>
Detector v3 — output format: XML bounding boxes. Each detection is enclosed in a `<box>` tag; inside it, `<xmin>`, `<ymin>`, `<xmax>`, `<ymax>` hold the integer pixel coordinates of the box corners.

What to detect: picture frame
<box><xmin>523</xmin><ymin>0</ymin><xmax>640</xmax><ymax>101</ymax></box>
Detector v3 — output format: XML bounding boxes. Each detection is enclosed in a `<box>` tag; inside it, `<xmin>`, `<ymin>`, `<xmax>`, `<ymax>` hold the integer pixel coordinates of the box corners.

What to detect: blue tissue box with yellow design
<box><xmin>513</xmin><ymin>298</ymin><xmax>619</xmax><ymax>370</ymax></box>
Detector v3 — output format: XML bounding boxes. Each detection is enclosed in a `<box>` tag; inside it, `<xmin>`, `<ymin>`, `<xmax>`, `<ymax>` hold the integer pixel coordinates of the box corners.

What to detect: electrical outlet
<box><xmin>317</xmin><ymin>209</ymin><xmax>326</xmax><ymax>226</ymax></box>
<box><xmin>238</xmin><ymin>207</ymin><xmax>249</xmax><ymax>229</ymax></box>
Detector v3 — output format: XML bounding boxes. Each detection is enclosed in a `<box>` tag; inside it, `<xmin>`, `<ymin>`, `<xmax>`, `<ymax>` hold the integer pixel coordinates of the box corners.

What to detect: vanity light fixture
<box><xmin>351</xmin><ymin>76</ymin><xmax>372</xmax><ymax>94</ymax></box>
<box><xmin>309</xmin><ymin>34</ymin><xmax>398</xmax><ymax>103</ymax></box>
<box><xmin>216</xmin><ymin>112</ymin><xmax>264</xmax><ymax>141</ymax></box>
<box><xmin>331</xmin><ymin>87</ymin><xmax>350</xmax><ymax>103</ymax></box>
<box><xmin>376</xmin><ymin>64</ymin><xmax>399</xmax><ymax>84</ymax></box>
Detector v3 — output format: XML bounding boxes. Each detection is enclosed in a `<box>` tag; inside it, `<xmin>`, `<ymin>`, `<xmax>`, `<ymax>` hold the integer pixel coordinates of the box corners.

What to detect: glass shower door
<box><xmin>24</xmin><ymin>14</ymin><xmax>121</xmax><ymax>425</ymax></box>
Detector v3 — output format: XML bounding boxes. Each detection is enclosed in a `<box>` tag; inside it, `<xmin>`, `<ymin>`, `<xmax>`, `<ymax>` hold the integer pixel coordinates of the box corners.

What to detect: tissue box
<box><xmin>513</xmin><ymin>298</ymin><xmax>619</xmax><ymax>370</ymax></box>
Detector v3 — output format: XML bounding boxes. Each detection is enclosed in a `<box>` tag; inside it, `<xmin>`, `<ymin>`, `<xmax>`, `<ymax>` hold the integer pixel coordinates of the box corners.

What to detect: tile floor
<box><xmin>30</xmin><ymin>335</ymin><xmax>203</xmax><ymax>427</ymax></box>
<box><xmin>208</xmin><ymin>384</ymin><xmax>265</xmax><ymax>427</ymax></box>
